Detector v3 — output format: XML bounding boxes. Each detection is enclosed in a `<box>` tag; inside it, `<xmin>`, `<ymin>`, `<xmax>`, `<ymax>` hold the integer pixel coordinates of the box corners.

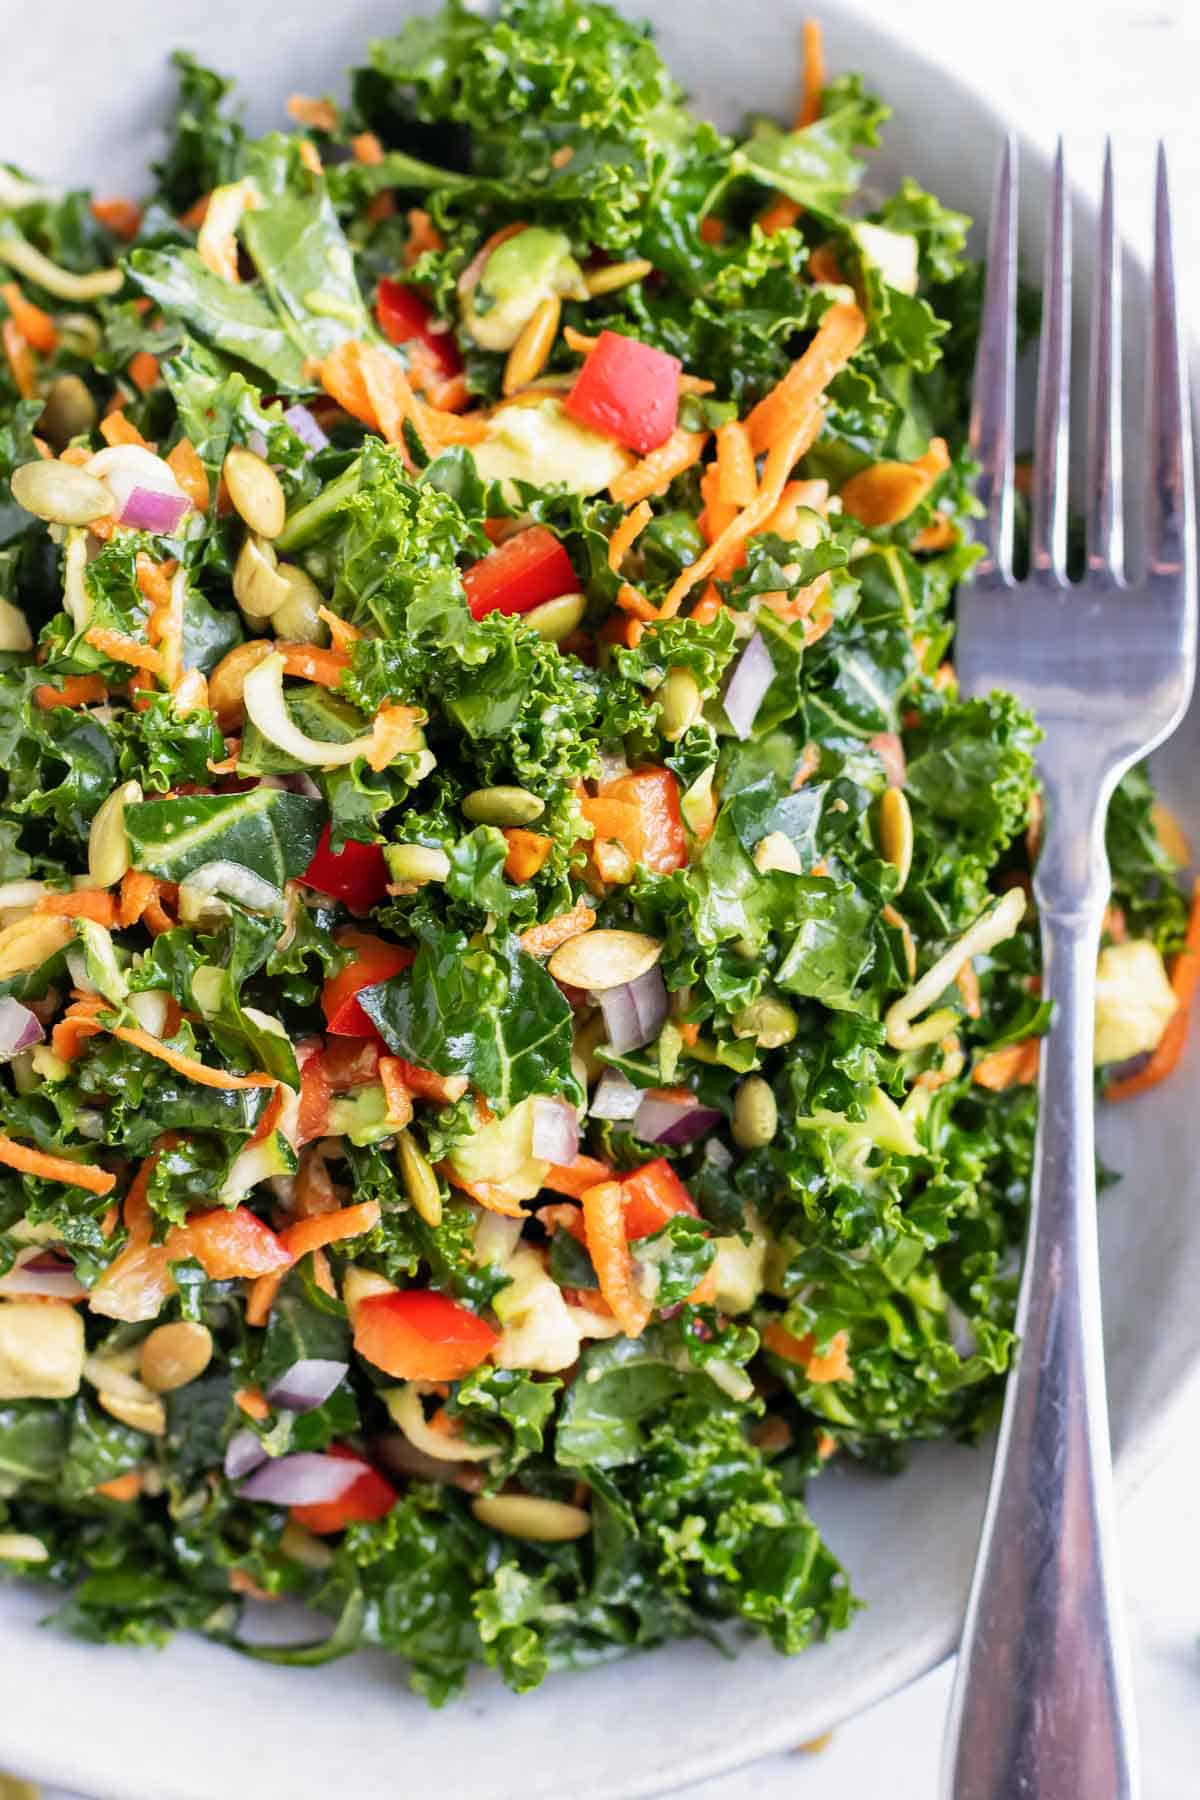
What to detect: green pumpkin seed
<box><xmin>56</xmin><ymin>312</ymin><xmax>104</xmax><ymax>359</ymax></box>
<box><xmin>879</xmin><ymin>787</ymin><xmax>914</xmax><ymax>892</ymax></box>
<box><xmin>524</xmin><ymin>591</ymin><xmax>587</xmax><ymax>642</ymax></box>
<box><xmin>471</xmin><ymin>1494</ymin><xmax>591</xmax><ymax>1541</ymax></box>
<box><xmin>270</xmin><ymin>564</ymin><xmax>327</xmax><ymax>642</ymax></box>
<box><xmin>583</xmin><ymin>258</ymin><xmax>654</xmax><ymax>297</ymax></box>
<box><xmin>10</xmin><ymin>459</ymin><xmax>112</xmax><ymax>526</ymax></box>
<box><xmin>731</xmin><ymin>997</ymin><xmax>799</xmax><ymax>1048</ymax></box>
<box><xmin>87</xmin><ymin>779</ymin><xmax>142</xmax><ymax>887</ymax></box>
<box><xmin>37</xmin><ymin>374</ymin><xmax>97</xmax><ymax>449</ymax></box>
<box><xmin>547</xmin><ymin>928</ymin><xmax>661</xmax><ymax>991</ymax></box>
<box><xmin>732</xmin><ymin>1075</ymin><xmax>777</xmax><ymax>1149</ymax></box>
<box><xmin>223</xmin><ymin>445</ymin><xmax>286</xmax><ymax>539</ymax></box>
<box><xmin>396</xmin><ymin>1129</ymin><xmax>442</xmax><ymax>1228</ymax></box>
<box><xmin>233</xmin><ymin>532</ymin><xmax>289</xmax><ymax>620</ymax></box>
<box><xmin>387</xmin><ymin>844</ymin><xmax>450</xmax><ymax>886</ymax></box>
<box><xmin>657</xmin><ymin>668</ymin><xmax>702</xmax><ymax>742</ymax></box>
<box><xmin>462</xmin><ymin>785</ymin><xmax>545</xmax><ymax>827</ymax></box>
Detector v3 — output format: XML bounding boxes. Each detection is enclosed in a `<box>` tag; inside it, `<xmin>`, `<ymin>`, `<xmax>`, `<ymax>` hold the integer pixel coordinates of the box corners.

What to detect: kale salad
<box><xmin>0</xmin><ymin>0</ymin><xmax>1192</xmax><ymax>1705</ymax></box>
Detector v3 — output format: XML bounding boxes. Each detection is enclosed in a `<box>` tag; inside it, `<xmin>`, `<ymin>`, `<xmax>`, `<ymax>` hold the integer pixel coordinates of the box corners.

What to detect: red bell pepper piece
<box><xmin>621</xmin><ymin>1157</ymin><xmax>699</xmax><ymax>1240</ymax></box>
<box><xmin>599</xmin><ymin>766</ymin><xmax>687</xmax><ymax>874</ymax></box>
<box><xmin>296</xmin><ymin>1043</ymin><xmax>331</xmax><ymax>1146</ymax></box>
<box><xmin>353</xmin><ymin>1289</ymin><xmax>499</xmax><ymax>1381</ymax></box>
<box><xmin>321</xmin><ymin>1036</ymin><xmax>383</xmax><ymax>1090</ymax></box>
<box><xmin>289</xmin><ymin>1444</ymin><xmax>397</xmax><ymax>1536</ymax></box>
<box><xmin>321</xmin><ymin>931</ymin><xmax>415</xmax><ymax>1038</ymax></box>
<box><xmin>564</xmin><ymin>330</ymin><xmax>680</xmax><ymax>455</ymax></box>
<box><xmin>375</xmin><ymin>278</ymin><xmax>462</xmax><ymax>380</ymax></box>
<box><xmin>301</xmin><ymin>824</ymin><xmax>389</xmax><ymax>911</ymax></box>
<box><xmin>462</xmin><ymin>526</ymin><xmax>578</xmax><ymax>621</ymax></box>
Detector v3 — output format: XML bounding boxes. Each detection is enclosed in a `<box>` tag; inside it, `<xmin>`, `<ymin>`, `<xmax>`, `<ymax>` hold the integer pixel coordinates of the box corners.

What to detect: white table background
<box><xmin>27</xmin><ymin>1</ymin><xmax>1200</xmax><ymax>1796</ymax></box>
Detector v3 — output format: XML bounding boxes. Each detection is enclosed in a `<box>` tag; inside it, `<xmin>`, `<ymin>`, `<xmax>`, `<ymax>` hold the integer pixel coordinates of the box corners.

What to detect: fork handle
<box><xmin>941</xmin><ymin>895</ymin><xmax>1139</xmax><ymax>1800</ymax></box>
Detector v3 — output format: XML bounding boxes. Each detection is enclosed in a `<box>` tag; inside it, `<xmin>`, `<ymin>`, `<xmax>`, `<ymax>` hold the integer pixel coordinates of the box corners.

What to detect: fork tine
<box><xmin>1145</xmin><ymin>144</ymin><xmax>1195</xmax><ymax>585</ymax></box>
<box><xmin>1086</xmin><ymin>143</ymin><xmax>1123</xmax><ymax>576</ymax></box>
<box><xmin>969</xmin><ymin>135</ymin><xmax>1018</xmax><ymax>582</ymax></box>
<box><xmin>1030</xmin><ymin>141</ymin><xmax>1071</xmax><ymax>580</ymax></box>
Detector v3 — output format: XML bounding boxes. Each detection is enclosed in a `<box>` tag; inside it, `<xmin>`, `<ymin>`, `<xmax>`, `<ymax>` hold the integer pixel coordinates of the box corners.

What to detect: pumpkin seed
<box><xmin>87</xmin><ymin>779</ymin><xmax>141</xmax><ymax>888</ymax></box>
<box><xmin>56</xmin><ymin>311</ymin><xmax>104</xmax><ymax>358</ymax></box>
<box><xmin>98</xmin><ymin>1388</ymin><xmax>167</xmax><ymax>1436</ymax></box>
<box><xmin>37</xmin><ymin>374</ymin><xmax>97</xmax><ymax>449</ymax></box>
<box><xmin>502</xmin><ymin>294</ymin><xmax>562</xmax><ymax>396</ymax></box>
<box><xmin>10</xmin><ymin>459</ymin><xmax>112</xmax><ymax>526</ymax></box>
<box><xmin>732</xmin><ymin>1075</ymin><xmax>777</xmax><ymax>1149</ymax></box>
<box><xmin>387</xmin><ymin>844</ymin><xmax>450</xmax><ymax>886</ymax></box>
<box><xmin>878</xmin><ymin>786</ymin><xmax>914</xmax><ymax>891</ymax></box>
<box><xmin>233</xmin><ymin>531</ymin><xmax>290</xmax><ymax>619</ymax></box>
<box><xmin>524</xmin><ymin>591</ymin><xmax>587</xmax><ymax>642</ymax></box>
<box><xmin>396</xmin><ymin>1129</ymin><xmax>442</xmax><ymax>1228</ymax></box>
<box><xmin>462</xmin><ymin>785</ymin><xmax>545</xmax><ymax>827</ymax></box>
<box><xmin>471</xmin><ymin>1494</ymin><xmax>591</xmax><ymax>1542</ymax></box>
<box><xmin>138</xmin><ymin>1321</ymin><xmax>213</xmax><ymax>1394</ymax></box>
<box><xmin>223</xmin><ymin>445</ymin><xmax>286</xmax><ymax>539</ymax></box>
<box><xmin>731</xmin><ymin>997</ymin><xmax>799</xmax><ymax>1048</ymax></box>
<box><xmin>0</xmin><ymin>595</ymin><xmax>31</xmax><ymax>653</ymax></box>
<box><xmin>270</xmin><ymin>564</ymin><xmax>327</xmax><ymax>642</ymax></box>
<box><xmin>209</xmin><ymin>640</ymin><xmax>274</xmax><ymax>733</ymax></box>
<box><xmin>0</xmin><ymin>1532</ymin><xmax>48</xmax><ymax>1563</ymax></box>
<box><xmin>657</xmin><ymin>668</ymin><xmax>702</xmax><ymax>741</ymax></box>
<box><xmin>280</xmin><ymin>1520</ymin><xmax>335</xmax><ymax>1570</ymax></box>
<box><xmin>547</xmin><ymin>928</ymin><xmax>662</xmax><ymax>991</ymax></box>
<box><xmin>583</xmin><ymin>258</ymin><xmax>654</xmax><ymax>297</ymax></box>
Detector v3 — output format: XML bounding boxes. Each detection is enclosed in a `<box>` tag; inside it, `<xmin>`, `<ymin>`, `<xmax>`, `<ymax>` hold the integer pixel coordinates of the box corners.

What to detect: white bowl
<box><xmin>4</xmin><ymin>5</ymin><xmax>1198</xmax><ymax>1796</ymax></box>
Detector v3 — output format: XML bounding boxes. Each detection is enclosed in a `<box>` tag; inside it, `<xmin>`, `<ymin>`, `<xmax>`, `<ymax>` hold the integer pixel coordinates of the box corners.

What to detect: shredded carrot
<box><xmin>745</xmin><ymin>301</ymin><xmax>866</xmax><ymax>457</ymax></box>
<box><xmin>99</xmin><ymin>411</ymin><xmax>151</xmax><ymax>450</ymax></box>
<box><xmin>35</xmin><ymin>675</ymin><xmax>107</xmax><ymax>710</ymax></box>
<box><xmin>128</xmin><ymin>350</ymin><xmax>159</xmax><ymax>393</ymax></box>
<box><xmin>715</xmin><ymin>420</ymin><xmax>758</xmax><ymax>508</ymax></box>
<box><xmin>503</xmin><ymin>829</ymin><xmax>554</xmax><ymax>883</ymax></box>
<box><xmin>235</xmin><ymin>1385</ymin><xmax>271</xmax><ymax>1418</ymax></box>
<box><xmin>142</xmin><ymin>891</ymin><xmax>176</xmax><ymax>936</ymax></box>
<box><xmin>95</xmin><ymin>1471</ymin><xmax>143</xmax><ymax>1502</ymax></box>
<box><xmin>404</xmin><ymin>207</ymin><xmax>445</xmax><ymax>264</ymax></box>
<box><xmin>367</xmin><ymin>703</ymin><xmax>423</xmax><ymax>773</ymax></box>
<box><xmin>35</xmin><ymin>891</ymin><xmax>118</xmax><ymax>924</ymax></box>
<box><xmin>761</xmin><ymin>477</ymin><xmax>830</xmax><ymax>540</ymax></box>
<box><xmin>0</xmin><ymin>1133</ymin><xmax>114</xmax><ymax>1195</ymax></box>
<box><xmin>51</xmin><ymin>1015</ymin><xmax>100</xmax><ymax>1062</ymax></box>
<box><xmin>563</xmin><ymin>326</ymin><xmax>598</xmax><ymax>358</ymax></box>
<box><xmin>352</xmin><ymin>131</ymin><xmax>385</xmax><ymax>165</ymax></box>
<box><xmin>317</xmin><ymin>605</ymin><xmax>362</xmax><ymax>652</ymax></box>
<box><xmin>609</xmin><ymin>428</ymin><xmax>707</xmax><ymax>506</ymax></box>
<box><xmin>698</xmin><ymin>215</ymin><xmax>725</xmax><ymax>246</ymax></box>
<box><xmin>972</xmin><ymin>1039</ymin><xmax>1042</xmax><ymax>1091</ymax></box>
<box><xmin>763</xmin><ymin>1321</ymin><xmax>852</xmax><ymax>1383</ymax></box>
<box><xmin>297</xmin><ymin>139</ymin><xmax>323</xmax><ymax>178</ymax></box>
<box><xmin>377</xmin><ymin>1058</ymin><xmax>414</xmax><ymax>1128</ymax></box>
<box><xmin>1106</xmin><ymin>876</ymin><xmax>1200</xmax><ymax>1100</ymax></box>
<box><xmin>244</xmin><ymin>1268</ymin><xmax>284</xmax><ymax>1326</ymax></box>
<box><xmin>438</xmin><ymin>1163</ymin><xmax>528</xmax><ymax>1219</ymax></box>
<box><xmin>541</xmin><ymin>1154</ymin><xmax>614</xmax><ymax>1200</ymax></box>
<box><xmin>277</xmin><ymin>1200</ymin><xmax>382</xmax><ymax>1264</ymax></box>
<box><xmin>582</xmin><ymin>1180</ymin><xmax>651</xmax><ymax>1338</ymax></box>
<box><xmin>118</xmin><ymin>870</ymin><xmax>159</xmax><ymax>929</ymax></box>
<box><xmin>287</xmin><ymin>93</ymin><xmax>338</xmax><ymax>133</ymax></box>
<box><xmin>276</xmin><ymin>641</ymin><xmax>351</xmax><ymax>687</ymax></box>
<box><xmin>164</xmin><ymin>437</ymin><xmax>210</xmax><ymax>511</ymax></box>
<box><xmin>912</xmin><ymin>511</ymin><xmax>957</xmax><ymax>552</ymax></box>
<box><xmin>758</xmin><ymin>195</ymin><xmax>802</xmax><ymax>238</ymax></box>
<box><xmin>614</xmin><ymin>582</ymin><xmax>658</xmax><ymax>622</ymax></box>
<box><xmin>318</xmin><ymin>339</ymin><xmax>486</xmax><ymax>452</ymax></box>
<box><xmin>519</xmin><ymin>899</ymin><xmax>596</xmax><ymax>959</ymax></box>
<box><xmin>83</xmin><ymin>627</ymin><xmax>162</xmax><ymax>673</ymax></box>
<box><xmin>608</xmin><ymin>500</ymin><xmax>653</xmax><ymax>573</ymax></box>
<box><xmin>839</xmin><ymin>437</ymin><xmax>951</xmax><ymax>528</ymax></box>
<box><xmin>697</xmin><ymin>462</ymin><xmax>737</xmax><ymax>548</ymax></box>
<box><xmin>796</xmin><ymin>18</ymin><xmax>826</xmax><ymax>128</ymax></box>
<box><xmin>807</xmin><ymin>242</ymin><xmax>845</xmax><ymax>287</ymax></box>
<box><xmin>134</xmin><ymin>551</ymin><xmax>175</xmax><ymax>612</ymax></box>
<box><xmin>101</xmin><ymin>1023</ymin><xmax>276</xmax><ymax>1090</ymax></box>
<box><xmin>956</xmin><ymin>958</ymin><xmax>982</xmax><ymax>1020</ymax></box>
<box><xmin>90</xmin><ymin>196</ymin><xmax>142</xmax><ymax>241</ymax></box>
<box><xmin>2</xmin><ymin>319</ymin><xmax>35</xmax><ymax>398</ymax></box>
<box><xmin>1</xmin><ymin>283</ymin><xmax>57</xmax><ymax>354</ymax></box>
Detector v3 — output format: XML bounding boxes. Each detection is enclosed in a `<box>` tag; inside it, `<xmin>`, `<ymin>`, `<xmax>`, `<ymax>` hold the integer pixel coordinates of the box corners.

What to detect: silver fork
<box><xmin>940</xmin><ymin>140</ymin><xmax>1196</xmax><ymax>1800</ymax></box>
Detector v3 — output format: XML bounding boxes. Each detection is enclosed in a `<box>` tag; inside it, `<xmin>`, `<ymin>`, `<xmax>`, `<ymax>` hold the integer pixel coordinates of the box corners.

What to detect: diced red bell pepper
<box><xmin>375</xmin><ymin>278</ymin><xmax>462</xmax><ymax>382</ymax></box>
<box><xmin>621</xmin><ymin>1158</ymin><xmax>699</xmax><ymax>1240</ymax></box>
<box><xmin>321</xmin><ymin>1036</ymin><xmax>383</xmax><ymax>1091</ymax></box>
<box><xmin>174</xmin><ymin>1207</ymin><xmax>291</xmax><ymax>1280</ymax></box>
<box><xmin>353</xmin><ymin>1289</ymin><xmax>499</xmax><ymax>1381</ymax></box>
<box><xmin>599</xmin><ymin>767</ymin><xmax>687</xmax><ymax>875</ymax></box>
<box><xmin>301</xmin><ymin>824</ymin><xmax>389</xmax><ymax>911</ymax></box>
<box><xmin>321</xmin><ymin>930</ymin><xmax>415</xmax><ymax>1038</ymax></box>
<box><xmin>564</xmin><ymin>330</ymin><xmax>680</xmax><ymax>456</ymax></box>
<box><xmin>296</xmin><ymin>1044</ymin><xmax>331</xmax><ymax>1146</ymax></box>
<box><xmin>462</xmin><ymin>526</ymin><xmax>578</xmax><ymax>621</ymax></box>
<box><xmin>289</xmin><ymin>1444</ymin><xmax>397</xmax><ymax>1536</ymax></box>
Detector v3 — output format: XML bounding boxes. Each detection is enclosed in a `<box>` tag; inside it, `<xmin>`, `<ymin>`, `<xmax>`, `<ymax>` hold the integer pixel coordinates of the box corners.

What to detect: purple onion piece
<box><xmin>238</xmin><ymin>1451</ymin><xmax>367</xmax><ymax>1506</ymax></box>
<box><xmin>245</xmin><ymin>429</ymin><xmax>270</xmax><ymax>461</ymax></box>
<box><xmin>633</xmin><ymin>1095</ymin><xmax>723</xmax><ymax>1146</ymax></box>
<box><xmin>722</xmin><ymin>631</ymin><xmax>774</xmax><ymax>740</ymax></box>
<box><xmin>284</xmin><ymin>404</ymin><xmax>331</xmax><ymax>454</ymax></box>
<box><xmin>277</xmin><ymin>771</ymin><xmax>322</xmax><ymax>799</ymax></box>
<box><xmin>598</xmin><ymin>964</ymin><xmax>669</xmax><ymax>1054</ymax></box>
<box><xmin>0</xmin><ymin>1252</ymin><xmax>84</xmax><ymax>1300</ymax></box>
<box><xmin>0</xmin><ymin>995</ymin><xmax>43</xmax><ymax>1060</ymax></box>
<box><xmin>531</xmin><ymin>1096</ymin><xmax>578</xmax><ymax>1164</ymax></box>
<box><xmin>224</xmin><ymin>1428</ymin><xmax>269</xmax><ymax>1483</ymax></box>
<box><xmin>264</xmin><ymin>1358</ymin><xmax>349</xmax><ymax>1415</ymax></box>
<box><xmin>120</xmin><ymin>485</ymin><xmax>190</xmax><ymax>535</ymax></box>
<box><xmin>590</xmin><ymin>1068</ymin><xmax>643</xmax><ymax>1122</ymax></box>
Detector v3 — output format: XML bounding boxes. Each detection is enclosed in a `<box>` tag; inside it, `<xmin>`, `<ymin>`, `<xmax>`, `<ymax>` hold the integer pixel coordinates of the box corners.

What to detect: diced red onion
<box><xmin>532</xmin><ymin>1096</ymin><xmax>579</xmax><ymax>1164</ymax></box>
<box><xmin>264</xmin><ymin>1358</ymin><xmax>349</xmax><ymax>1414</ymax></box>
<box><xmin>590</xmin><ymin>1068</ymin><xmax>643</xmax><ymax>1122</ymax></box>
<box><xmin>224</xmin><ymin>1428</ymin><xmax>269</xmax><ymax>1482</ymax></box>
<box><xmin>703</xmin><ymin>1137</ymin><xmax>734</xmax><ymax>1172</ymax></box>
<box><xmin>284</xmin><ymin>405</ymin><xmax>330</xmax><ymax>454</ymax></box>
<box><xmin>245</xmin><ymin>429</ymin><xmax>270</xmax><ymax>460</ymax></box>
<box><xmin>633</xmin><ymin>1093</ymin><xmax>723</xmax><ymax>1146</ymax></box>
<box><xmin>120</xmin><ymin>485</ymin><xmax>190</xmax><ymax>535</ymax></box>
<box><xmin>0</xmin><ymin>1249</ymin><xmax>85</xmax><ymax>1300</ymax></box>
<box><xmin>0</xmin><ymin>995</ymin><xmax>43</xmax><ymax>1060</ymax></box>
<box><xmin>276</xmin><ymin>772</ymin><xmax>322</xmax><ymax>799</ymax></box>
<box><xmin>723</xmin><ymin>631</ymin><xmax>774</xmax><ymax>740</ymax></box>
<box><xmin>598</xmin><ymin>964</ymin><xmax>669</xmax><ymax>1054</ymax></box>
<box><xmin>238</xmin><ymin>1451</ymin><xmax>367</xmax><ymax>1506</ymax></box>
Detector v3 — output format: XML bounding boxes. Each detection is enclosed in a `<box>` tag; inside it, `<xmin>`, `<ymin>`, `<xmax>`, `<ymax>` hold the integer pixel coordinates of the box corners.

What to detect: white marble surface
<box><xmin>26</xmin><ymin>2</ymin><xmax>1200</xmax><ymax>1796</ymax></box>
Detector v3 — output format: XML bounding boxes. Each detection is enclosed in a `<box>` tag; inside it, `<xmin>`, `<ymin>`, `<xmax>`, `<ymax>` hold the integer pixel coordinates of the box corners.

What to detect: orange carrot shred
<box><xmin>95</xmin><ymin>1471</ymin><xmax>143</xmax><ymax>1502</ymax></box>
<box><xmin>745</xmin><ymin>301</ymin><xmax>866</xmax><ymax>456</ymax></box>
<box><xmin>1</xmin><ymin>284</ymin><xmax>57</xmax><ymax>353</ymax></box>
<box><xmin>796</xmin><ymin>18</ymin><xmax>826</xmax><ymax>128</ymax></box>
<box><xmin>235</xmin><ymin>1385</ymin><xmax>271</xmax><ymax>1417</ymax></box>
<box><xmin>84</xmin><ymin>628</ymin><xmax>162</xmax><ymax>673</ymax></box>
<box><xmin>91</xmin><ymin>197</ymin><xmax>142</xmax><ymax>241</ymax></box>
<box><xmin>35</xmin><ymin>675</ymin><xmax>107</xmax><ymax>710</ymax></box>
<box><xmin>118</xmin><ymin>869</ymin><xmax>158</xmax><ymax>929</ymax></box>
<box><xmin>100</xmin><ymin>412</ymin><xmax>151</xmax><ymax>450</ymax></box>
<box><xmin>2</xmin><ymin>319</ymin><xmax>35</xmax><ymax>398</ymax></box>
<box><xmin>276</xmin><ymin>642</ymin><xmax>351</xmax><ymax>687</ymax></box>
<box><xmin>102</xmin><ymin>1023</ymin><xmax>276</xmax><ymax>1090</ymax></box>
<box><xmin>715</xmin><ymin>421</ymin><xmax>758</xmax><ymax>508</ymax></box>
<box><xmin>0</xmin><ymin>1133</ymin><xmax>114</xmax><ymax>1195</ymax></box>
<box><xmin>609</xmin><ymin>429</ymin><xmax>707</xmax><ymax>507</ymax></box>
<box><xmin>277</xmin><ymin>1201</ymin><xmax>382</xmax><ymax>1263</ymax></box>
<box><xmin>35</xmin><ymin>891</ymin><xmax>118</xmax><ymax>924</ymax></box>
<box><xmin>166</xmin><ymin>438</ymin><xmax>210</xmax><ymax>511</ymax></box>
<box><xmin>317</xmin><ymin>606</ymin><xmax>363</xmax><ymax>651</ymax></box>
<box><xmin>352</xmin><ymin>131</ymin><xmax>385</xmax><ymax>165</ymax></box>
<box><xmin>582</xmin><ymin>1180</ymin><xmax>651</xmax><ymax>1338</ymax></box>
<box><xmin>1106</xmin><ymin>876</ymin><xmax>1200</xmax><ymax>1100</ymax></box>
<box><xmin>287</xmin><ymin>94</ymin><xmax>339</xmax><ymax>133</ymax></box>
<box><xmin>128</xmin><ymin>350</ymin><xmax>159</xmax><ymax>393</ymax></box>
<box><xmin>519</xmin><ymin>899</ymin><xmax>596</xmax><ymax>958</ymax></box>
<box><xmin>367</xmin><ymin>703</ymin><xmax>423</xmax><ymax>773</ymax></box>
<box><xmin>607</xmin><ymin>500</ymin><xmax>653</xmax><ymax>573</ymax></box>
